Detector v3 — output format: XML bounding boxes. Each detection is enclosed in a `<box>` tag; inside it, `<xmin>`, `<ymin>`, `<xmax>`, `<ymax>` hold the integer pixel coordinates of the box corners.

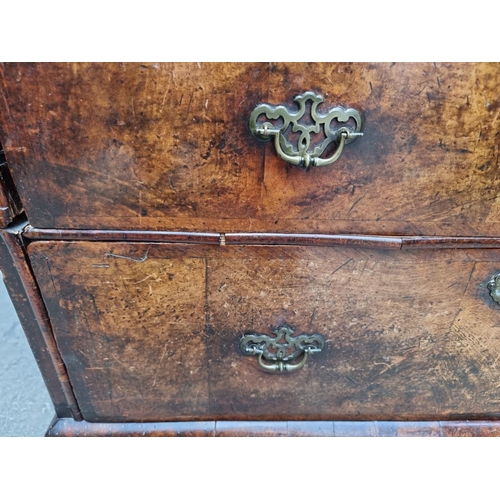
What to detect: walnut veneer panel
<box><xmin>2</xmin><ymin>63</ymin><xmax>500</xmax><ymax>235</ymax></box>
<box><xmin>28</xmin><ymin>241</ymin><xmax>500</xmax><ymax>422</ymax></box>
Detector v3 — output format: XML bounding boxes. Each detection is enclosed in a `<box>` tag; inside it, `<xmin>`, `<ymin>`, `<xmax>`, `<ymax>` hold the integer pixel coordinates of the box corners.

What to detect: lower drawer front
<box><xmin>28</xmin><ymin>241</ymin><xmax>500</xmax><ymax>422</ymax></box>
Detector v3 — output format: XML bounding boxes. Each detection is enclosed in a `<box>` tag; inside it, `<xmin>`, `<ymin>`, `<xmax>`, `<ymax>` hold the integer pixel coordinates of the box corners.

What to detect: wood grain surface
<box><xmin>2</xmin><ymin>63</ymin><xmax>500</xmax><ymax>235</ymax></box>
<box><xmin>27</xmin><ymin>241</ymin><xmax>500</xmax><ymax>422</ymax></box>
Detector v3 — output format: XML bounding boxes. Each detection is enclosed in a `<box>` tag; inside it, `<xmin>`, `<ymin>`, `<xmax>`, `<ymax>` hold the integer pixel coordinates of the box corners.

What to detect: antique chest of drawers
<box><xmin>2</xmin><ymin>62</ymin><xmax>500</xmax><ymax>436</ymax></box>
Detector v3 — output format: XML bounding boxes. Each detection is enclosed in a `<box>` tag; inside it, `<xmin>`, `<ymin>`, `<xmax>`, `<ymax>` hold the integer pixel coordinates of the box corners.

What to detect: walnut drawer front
<box><xmin>28</xmin><ymin>241</ymin><xmax>500</xmax><ymax>422</ymax></box>
<box><xmin>2</xmin><ymin>63</ymin><xmax>500</xmax><ymax>236</ymax></box>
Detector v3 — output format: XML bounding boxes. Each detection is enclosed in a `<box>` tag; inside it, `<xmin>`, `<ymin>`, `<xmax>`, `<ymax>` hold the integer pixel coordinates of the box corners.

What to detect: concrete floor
<box><xmin>0</xmin><ymin>272</ymin><xmax>54</xmax><ymax>436</ymax></box>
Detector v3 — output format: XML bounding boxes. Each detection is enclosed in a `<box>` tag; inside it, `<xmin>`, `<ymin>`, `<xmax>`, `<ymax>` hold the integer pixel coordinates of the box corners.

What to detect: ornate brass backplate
<box><xmin>240</xmin><ymin>324</ymin><xmax>325</xmax><ymax>373</ymax></box>
<box><xmin>249</xmin><ymin>91</ymin><xmax>363</xmax><ymax>170</ymax></box>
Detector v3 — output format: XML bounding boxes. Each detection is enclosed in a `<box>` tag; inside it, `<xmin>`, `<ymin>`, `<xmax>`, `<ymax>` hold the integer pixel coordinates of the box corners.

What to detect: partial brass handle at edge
<box><xmin>240</xmin><ymin>324</ymin><xmax>325</xmax><ymax>374</ymax></box>
<box><xmin>487</xmin><ymin>273</ymin><xmax>500</xmax><ymax>303</ymax></box>
<box><xmin>249</xmin><ymin>91</ymin><xmax>363</xmax><ymax>170</ymax></box>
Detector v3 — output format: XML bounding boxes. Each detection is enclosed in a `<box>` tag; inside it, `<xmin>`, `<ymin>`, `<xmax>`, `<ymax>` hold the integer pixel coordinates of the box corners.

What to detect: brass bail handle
<box><xmin>256</xmin><ymin>348</ymin><xmax>317</xmax><ymax>373</ymax></box>
<box><xmin>249</xmin><ymin>91</ymin><xmax>363</xmax><ymax>170</ymax></box>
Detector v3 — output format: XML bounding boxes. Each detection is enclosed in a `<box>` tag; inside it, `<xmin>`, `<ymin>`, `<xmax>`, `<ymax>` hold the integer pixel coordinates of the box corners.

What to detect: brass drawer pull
<box><xmin>240</xmin><ymin>324</ymin><xmax>325</xmax><ymax>373</ymax></box>
<box><xmin>249</xmin><ymin>91</ymin><xmax>363</xmax><ymax>170</ymax></box>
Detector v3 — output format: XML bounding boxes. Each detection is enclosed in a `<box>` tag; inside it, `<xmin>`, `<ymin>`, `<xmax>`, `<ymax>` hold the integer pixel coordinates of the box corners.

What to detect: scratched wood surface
<box><xmin>28</xmin><ymin>241</ymin><xmax>500</xmax><ymax>422</ymax></box>
<box><xmin>2</xmin><ymin>63</ymin><xmax>500</xmax><ymax>235</ymax></box>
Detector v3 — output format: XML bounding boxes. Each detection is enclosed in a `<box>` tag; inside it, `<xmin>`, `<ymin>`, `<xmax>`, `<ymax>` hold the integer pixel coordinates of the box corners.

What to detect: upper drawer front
<box><xmin>2</xmin><ymin>63</ymin><xmax>500</xmax><ymax>235</ymax></box>
<box><xmin>28</xmin><ymin>241</ymin><xmax>500</xmax><ymax>422</ymax></box>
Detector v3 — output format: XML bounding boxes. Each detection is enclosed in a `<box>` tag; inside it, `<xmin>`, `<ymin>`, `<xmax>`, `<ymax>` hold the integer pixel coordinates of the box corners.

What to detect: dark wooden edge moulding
<box><xmin>23</xmin><ymin>227</ymin><xmax>221</xmax><ymax>245</ymax></box>
<box><xmin>0</xmin><ymin>220</ymin><xmax>82</xmax><ymax>420</ymax></box>
<box><xmin>23</xmin><ymin>226</ymin><xmax>500</xmax><ymax>249</ymax></box>
<box><xmin>47</xmin><ymin>419</ymin><xmax>500</xmax><ymax>437</ymax></box>
<box><xmin>0</xmin><ymin>179</ymin><xmax>12</xmax><ymax>228</ymax></box>
<box><xmin>0</xmin><ymin>146</ymin><xmax>23</xmax><ymax>228</ymax></box>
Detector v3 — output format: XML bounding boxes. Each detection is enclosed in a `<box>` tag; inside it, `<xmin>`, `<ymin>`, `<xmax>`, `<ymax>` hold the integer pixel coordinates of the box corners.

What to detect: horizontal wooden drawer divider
<box><xmin>22</xmin><ymin>226</ymin><xmax>500</xmax><ymax>249</ymax></box>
